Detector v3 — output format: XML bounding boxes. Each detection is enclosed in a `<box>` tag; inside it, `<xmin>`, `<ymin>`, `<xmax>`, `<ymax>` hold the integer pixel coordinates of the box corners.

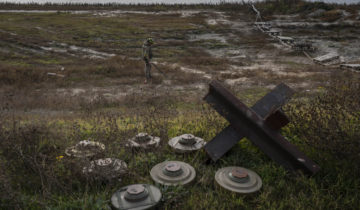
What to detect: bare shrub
<box><xmin>0</xmin><ymin>64</ymin><xmax>49</xmax><ymax>87</ymax></box>
<box><xmin>179</xmin><ymin>56</ymin><xmax>231</xmax><ymax>72</ymax></box>
<box><xmin>285</xmin><ymin>72</ymin><xmax>360</xmax><ymax>162</ymax></box>
<box><xmin>0</xmin><ymin>56</ymin><xmax>144</xmax><ymax>89</ymax></box>
<box><xmin>0</xmin><ymin>161</ymin><xmax>22</xmax><ymax>209</ymax></box>
<box><xmin>169</xmin><ymin>67</ymin><xmax>207</xmax><ymax>85</ymax></box>
<box><xmin>0</xmin><ymin>120</ymin><xmax>86</xmax><ymax>202</ymax></box>
<box><xmin>321</xmin><ymin>9</ymin><xmax>343</xmax><ymax>22</ymax></box>
<box><xmin>66</xmin><ymin>56</ymin><xmax>143</xmax><ymax>78</ymax></box>
<box><xmin>101</xmin><ymin>56</ymin><xmax>144</xmax><ymax>77</ymax></box>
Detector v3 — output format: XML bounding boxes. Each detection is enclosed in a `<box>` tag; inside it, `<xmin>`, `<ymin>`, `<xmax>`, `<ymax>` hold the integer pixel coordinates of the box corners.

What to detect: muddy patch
<box><xmin>189</xmin><ymin>33</ymin><xmax>227</xmax><ymax>44</ymax></box>
<box><xmin>154</xmin><ymin>61</ymin><xmax>212</xmax><ymax>80</ymax></box>
<box><xmin>224</xmin><ymin>77</ymin><xmax>251</xmax><ymax>86</ymax></box>
<box><xmin>53</xmin><ymin>82</ymin><xmax>207</xmax><ymax>103</ymax></box>
<box><xmin>40</xmin><ymin>41</ymin><xmax>116</xmax><ymax>59</ymax></box>
<box><xmin>0</xmin><ymin>28</ymin><xmax>17</xmax><ymax>36</ymax></box>
<box><xmin>205</xmin><ymin>11</ymin><xmax>230</xmax><ymax>25</ymax></box>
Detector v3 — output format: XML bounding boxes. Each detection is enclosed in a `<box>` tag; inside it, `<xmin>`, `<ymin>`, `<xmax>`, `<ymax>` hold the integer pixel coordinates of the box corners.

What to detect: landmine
<box><xmin>340</xmin><ymin>64</ymin><xmax>360</xmax><ymax>71</ymax></box>
<box><xmin>215</xmin><ymin>167</ymin><xmax>262</xmax><ymax>194</ymax></box>
<box><xmin>150</xmin><ymin>161</ymin><xmax>196</xmax><ymax>186</ymax></box>
<box><xmin>126</xmin><ymin>133</ymin><xmax>160</xmax><ymax>150</ymax></box>
<box><xmin>65</xmin><ymin>140</ymin><xmax>105</xmax><ymax>158</ymax></box>
<box><xmin>313</xmin><ymin>53</ymin><xmax>340</xmax><ymax>65</ymax></box>
<box><xmin>168</xmin><ymin>134</ymin><xmax>206</xmax><ymax>153</ymax></box>
<box><xmin>82</xmin><ymin>158</ymin><xmax>127</xmax><ymax>180</ymax></box>
<box><xmin>111</xmin><ymin>184</ymin><xmax>162</xmax><ymax>210</ymax></box>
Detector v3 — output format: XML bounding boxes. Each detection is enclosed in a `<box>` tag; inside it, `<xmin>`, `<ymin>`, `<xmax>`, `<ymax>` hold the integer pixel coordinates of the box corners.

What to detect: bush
<box><xmin>0</xmin><ymin>121</ymin><xmax>86</xmax><ymax>206</ymax></box>
<box><xmin>0</xmin><ymin>64</ymin><xmax>48</xmax><ymax>87</ymax></box>
<box><xmin>256</xmin><ymin>0</ymin><xmax>335</xmax><ymax>16</ymax></box>
<box><xmin>321</xmin><ymin>9</ymin><xmax>343</xmax><ymax>22</ymax></box>
<box><xmin>0</xmin><ymin>160</ymin><xmax>22</xmax><ymax>209</ymax></box>
<box><xmin>286</xmin><ymin>72</ymin><xmax>360</xmax><ymax>162</ymax></box>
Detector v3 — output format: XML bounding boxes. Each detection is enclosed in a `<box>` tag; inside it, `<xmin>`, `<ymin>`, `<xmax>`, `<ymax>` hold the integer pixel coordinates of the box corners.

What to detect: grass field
<box><xmin>1</xmin><ymin>1</ymin><xmax>360</xmax><ymax>209</ymax></box>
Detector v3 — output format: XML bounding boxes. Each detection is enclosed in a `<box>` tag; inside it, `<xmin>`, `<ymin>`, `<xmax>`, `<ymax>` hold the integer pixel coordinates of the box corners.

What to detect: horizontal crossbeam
<box><xmin>204</xmin><ymin>83</ymin><xmax>294</xmax><ymax>162</ymax></box>
<box><xmin>204</xmin><ymin>80</ymin><xmax>320</xmax><ymax>175</ymax></box>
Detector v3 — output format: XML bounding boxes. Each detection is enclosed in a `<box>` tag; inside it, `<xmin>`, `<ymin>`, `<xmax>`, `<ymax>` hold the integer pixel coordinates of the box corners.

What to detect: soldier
<box><xmin>142</xmin><ymin>37</ymin><xmax>154</xmax><ymax>84</ymax></box>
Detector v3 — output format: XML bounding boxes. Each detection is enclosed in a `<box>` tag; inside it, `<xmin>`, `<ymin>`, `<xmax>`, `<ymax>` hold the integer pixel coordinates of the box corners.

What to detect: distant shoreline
<box><xmin>0</xmin><ymin>0</ymin><xmax>358</xmax><ymax>12</ymax></box>
<box><xmin>0</xmin><ymin>0</ymin><xmax>359</xmax><ymax>6</ymax></box>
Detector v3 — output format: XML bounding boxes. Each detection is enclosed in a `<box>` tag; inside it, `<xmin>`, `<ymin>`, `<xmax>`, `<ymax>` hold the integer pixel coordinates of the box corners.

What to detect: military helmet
<box><xmin>147</xmin><ymin>37</ymin><xmax>154</xmax><ymax>44</ymax></box>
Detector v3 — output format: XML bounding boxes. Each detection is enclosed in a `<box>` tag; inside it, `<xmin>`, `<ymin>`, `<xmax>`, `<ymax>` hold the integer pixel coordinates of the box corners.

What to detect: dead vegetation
<box><xmin>179</xmin><ymin>56</ymin><xmax>231</xmax><ymax>71</ymax></box>
<box><xmin>1</xmin><ymin>2</ymin><xmax>360</xmax><ymax>208</ymax></box>
<box><xmin>1</xmin><ymin>71</ymin><xmax>360</xmax><ymax>209</ymax></box>
<box><xmin>286</xmin><ymin>72</ymin><xmax>360</xmax><ymax>161</ymax></box>
<box><xmin>321</xmin><ymin>9</ymin><xmax>345</xmax><ymax>22</ymax></box>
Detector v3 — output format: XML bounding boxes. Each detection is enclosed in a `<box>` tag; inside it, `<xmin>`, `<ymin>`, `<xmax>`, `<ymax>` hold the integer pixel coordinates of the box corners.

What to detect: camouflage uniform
<box><xmin>142</xmin><ymin>39</ymin><xmax>153</xmax><ymax>81</ymax></box>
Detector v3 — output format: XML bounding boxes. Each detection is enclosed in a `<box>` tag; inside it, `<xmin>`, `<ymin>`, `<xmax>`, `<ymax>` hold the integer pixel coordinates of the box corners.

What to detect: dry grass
<box><xmin>1</xmin><ymin>76</ymin><xmax>360</xmax><ymax>209</ymax></box>
<box><xmin>286</xmin><ymin>71</ymin><xmax>360</xmax><ymax>161</ymax></box>
<box><xmin>321</xmin><ymin>9</ymin><xmax>344</xmax><ymax>22</ymax></box>
<box><xmin>1</xmin><ymin>4</ymin><xmax>360</xmax><ymax>208</ymax></box>
<box><xmin>179</xmin><ymin>56</ymin><xmax>231</xmax><ymax>72</ymax></box>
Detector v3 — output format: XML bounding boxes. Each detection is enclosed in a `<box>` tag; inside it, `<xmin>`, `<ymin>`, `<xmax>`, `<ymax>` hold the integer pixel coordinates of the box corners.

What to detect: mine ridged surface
<box><xmin>215</xmin><ymin>166</ymin><xmax>262</xmax><ymax>194</ymax></box>
<box><xmin>111</xmin><ymin>184</ymin><xmax>161</xmax><ymax>210</ymax></box>
<box><xmin>150</xmin><ymin>161</ymin><xmax>196</xmax><ymax>186</ymax></box>
<box><xmin>82</xmin><ymin>158</ymin><xmax>127</xmax><ymax>180</ymax></box>
<box><xmin>65</xmin><ymin>140</ymin><xmax>105</xmax><ymax>158</ymax></box>
<box><xmin>168</xmin><ymin>134</ymin><xmax>206</xmax><ymax>153</ymax></box>
<box><xmin>126</xmin><ymin>133</ymin><xmax>161</xmax><ymax>149</ymax></box>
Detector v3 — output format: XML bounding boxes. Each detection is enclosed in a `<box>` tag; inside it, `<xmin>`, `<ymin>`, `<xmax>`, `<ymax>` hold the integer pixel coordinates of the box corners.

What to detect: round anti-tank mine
<box><xmin>126</xmin><ymin>133</ymin><xmax>161</xmax><ymax>150</ymax></box>
<box><xmin>168</xmin><ymin>134</ymin><xmax>206</xmax><ymax>153</ymax></box>
<box><xmin>215</xmin><ymin>166</ymin><xmax>262</xmax><ymax>194</ymax></box>
<box><xmin>65</xmin><ymin>140</ymin><xmax>105</xmax><ymax>159</ymax></box>
<box><xmin>150</xmin><ymin>160</ymin><xmax>196</xmax><ymax>186</ymax></box>
<box><xmin>82</xmin><ymin>158</ymin><xmax>127</xmax><ymax>181</ymax></box>
<box><xmin>111</xmin><ymin>184</ymin><xmax>162</xmax><ymax>210</ymax></box>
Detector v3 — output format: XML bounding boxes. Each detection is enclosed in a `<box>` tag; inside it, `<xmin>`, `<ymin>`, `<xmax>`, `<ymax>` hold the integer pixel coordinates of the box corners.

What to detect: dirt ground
<box><xmin>1</xmin><ymin>4</ymin><xmax>360</xmax><ymax>209</ymax></box>
<box><xmin>1</xmin><ymin>8</ymin><xmax>360</xmax><ymax>114</ymax></box>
